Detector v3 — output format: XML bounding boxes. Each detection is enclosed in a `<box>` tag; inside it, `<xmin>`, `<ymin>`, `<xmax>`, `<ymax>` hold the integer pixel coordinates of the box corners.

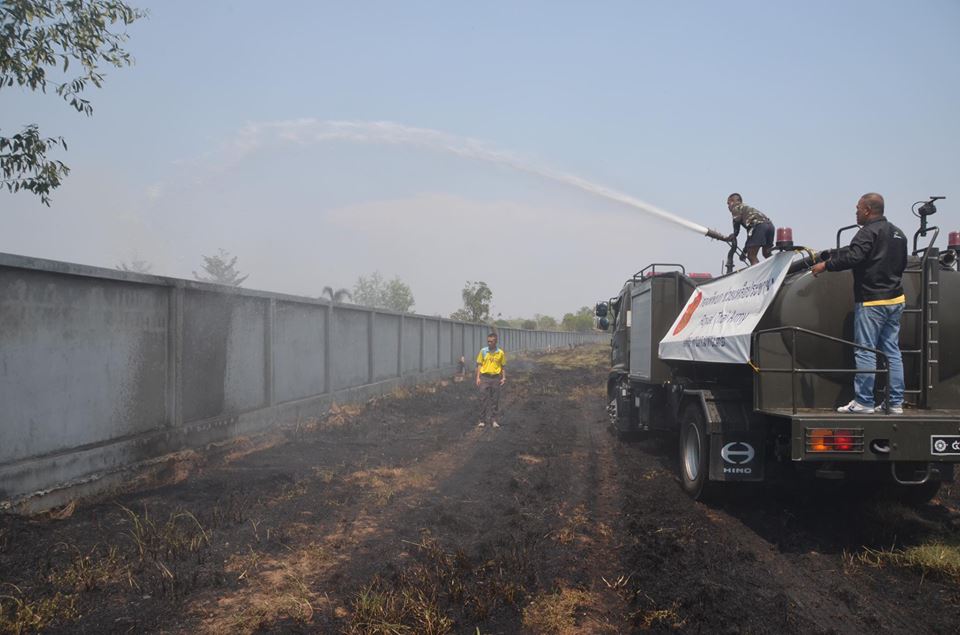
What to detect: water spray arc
<box><xmin>233</xmin><ymin>120</ymin><xmax>725</xmax><ymax>240</ymax></box>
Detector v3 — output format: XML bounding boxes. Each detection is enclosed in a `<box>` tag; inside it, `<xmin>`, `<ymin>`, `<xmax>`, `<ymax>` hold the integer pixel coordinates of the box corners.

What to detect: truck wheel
<box><xmin>607</xmin><ymin>377</ymin><xmax>636</xmax><ymax>441</ymax></box>
<box><xmin>607</xmin><ymin>397</ymin><xmax>636</xmax><ymax>441</ymax></box>
<box><xmin>679</xmin><ymin>402</ymin><xmax>713</xmax><ymax>500</ymax></box>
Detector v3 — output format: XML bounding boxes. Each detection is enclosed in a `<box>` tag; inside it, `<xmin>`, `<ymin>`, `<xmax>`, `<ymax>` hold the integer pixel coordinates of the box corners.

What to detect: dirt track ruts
<box><xmin>0</xmin><ymin>345</ymin><xmax>958</xmax><ymax>634</ymax></box>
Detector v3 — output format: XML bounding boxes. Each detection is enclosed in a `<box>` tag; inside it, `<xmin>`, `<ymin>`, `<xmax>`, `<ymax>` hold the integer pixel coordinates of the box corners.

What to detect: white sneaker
<box><xmin>477</xmin><ymin>421</ymin><xmax>486</xmax><ymax>428</ymax></box>
<box><xmin>492</xmin><ymin>421</ymin><xmax>500</xmax><ymax>428</ymax></box>
<box><xmin>837</xmin><ymin>400</ymin><xmax>874</xmax><ymax>414</ymax></box>
<box><xmin>888</xmin><ymin>404</ymin><xmax>904</xmax><ymax>415</ymax></box>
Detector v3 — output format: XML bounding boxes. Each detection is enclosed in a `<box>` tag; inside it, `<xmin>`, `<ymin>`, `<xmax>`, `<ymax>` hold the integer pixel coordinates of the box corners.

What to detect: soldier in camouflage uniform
<box><xmin>725</xmin><ymin>193</ymin><xmax>775</xmax><ymax>265</ymax></box>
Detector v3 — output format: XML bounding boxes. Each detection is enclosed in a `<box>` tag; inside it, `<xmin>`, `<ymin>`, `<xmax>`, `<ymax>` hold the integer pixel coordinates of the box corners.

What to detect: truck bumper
<box><xmin>784</xmin><ymin>411</ymin><xmax>960</xmax><ymax>462</ymax></box>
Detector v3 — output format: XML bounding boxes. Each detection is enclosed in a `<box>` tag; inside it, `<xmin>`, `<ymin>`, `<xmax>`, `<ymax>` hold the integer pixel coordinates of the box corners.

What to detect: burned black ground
<box><xmin>0</xmin><ymin>346</ymin><xmax>957</xmax><ymax>634</ymax></box>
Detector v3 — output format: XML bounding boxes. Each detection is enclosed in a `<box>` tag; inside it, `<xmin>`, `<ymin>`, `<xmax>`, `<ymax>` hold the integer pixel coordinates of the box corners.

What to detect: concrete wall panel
<box><xmin>330</xmin><ymin>307</ymin><xmax>369</xmax><ymax>390</ymax></box>
<box><xmin>401</xmin><ymin>317</ymin><xmax>421</xmax><ymax>373</ymax></box>
<box><xmin>502</xmin><ymin>328</ymin><xmax>514</xmax><ymax>352</ymax></box>
<box><xmin>224</xmin><ymin>297</ymin><xmax>269</xmax><ymax>412</ymax></box>
<box><xmin>373</xmin><ymin>313</ymin><xmax>401</xmax><ymax>381</ymax></box>
<box><xmin>182</xmin><ymin>291</ymin><xmax>267</xmax><ymax>422</ymax></box>
<box><xmin>439</xmin><ymin>322</ymin><xmax>452</xmax><ymax>365</ymax></box>
<box><xmin>0</xmin><ymin>269</ymin><xmax>167</xmax><ymax>464</ymax></box>
<box><xmin>453</xmin><ymin>324</ymin><xmax>465</xmax><ymax>359</ymax></box>
<box><xmin>423</xmin><ymin>319</ymin><xmax>439</xmax><ymax>370</ymax></box>
<box><xmin>274</xmin><ymin>301</ymin><xmax>325</xmax><ymax>403</ymax></box>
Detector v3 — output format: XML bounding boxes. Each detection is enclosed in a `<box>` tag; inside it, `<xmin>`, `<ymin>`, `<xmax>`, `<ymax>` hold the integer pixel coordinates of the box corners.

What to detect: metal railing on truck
<box><xmin>830</xmin><ymin>227</ymin><xmax>941</xmax><ymax>409</ymax></box>
<box><xmin>751</xmin><ymin>326</ymin><xmax>890</xmax><ymax>415</ymax></box>
<box><xmin>902</xmin><ymin>229</ymin><xmax>940</xmax><ymax>408</ymax></box>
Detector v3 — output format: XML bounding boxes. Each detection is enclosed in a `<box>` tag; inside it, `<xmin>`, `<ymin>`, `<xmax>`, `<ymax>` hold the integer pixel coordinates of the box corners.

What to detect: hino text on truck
<box><xmin>596</xmin><ymin>196</ymin><xmax>959</xmax><ymax>502</ymax></box>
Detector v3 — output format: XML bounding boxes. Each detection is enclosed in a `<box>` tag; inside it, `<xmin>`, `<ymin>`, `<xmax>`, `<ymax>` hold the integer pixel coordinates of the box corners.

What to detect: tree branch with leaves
<box><xmin>1</xmin><ymin>0</ymin><xmax>146</xmax><ymax>205</ymax></box>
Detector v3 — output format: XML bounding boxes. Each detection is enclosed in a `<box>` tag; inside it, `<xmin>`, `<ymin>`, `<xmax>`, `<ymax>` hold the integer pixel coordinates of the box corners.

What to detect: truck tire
<box><xmin>679</xmin><ymin>402</ymin><xmax>714</xmax><ymax>500</ymax></box>
<box><xmin>607</xmin><ymin>376</ymin><xmax>636</xmax><ymax>441</ymax></box>
<box><xmin>608</xmin><ymin>396</ymin><xmax>637</xmax><ymax>441</ymax></box>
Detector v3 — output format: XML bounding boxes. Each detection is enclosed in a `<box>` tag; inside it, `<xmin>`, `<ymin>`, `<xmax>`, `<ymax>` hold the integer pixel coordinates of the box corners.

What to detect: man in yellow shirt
<box><xmin>476</xmin><ymin>332</ymin><xmax>506</xmax><ymax>428</ymax></box>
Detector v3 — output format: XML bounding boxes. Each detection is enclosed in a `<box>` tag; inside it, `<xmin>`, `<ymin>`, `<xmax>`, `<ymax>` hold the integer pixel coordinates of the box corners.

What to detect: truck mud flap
<box><xmin>709</xmin><ymin>433</ymin><xmax>765</xmax><ymax>482</ymax></box>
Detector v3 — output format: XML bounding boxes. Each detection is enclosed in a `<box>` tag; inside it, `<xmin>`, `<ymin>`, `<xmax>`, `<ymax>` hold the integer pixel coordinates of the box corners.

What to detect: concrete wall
<box><xmin>0</xmin><ymin>252</ymin><xmax>607</xmax><ymax>509</ymax></box>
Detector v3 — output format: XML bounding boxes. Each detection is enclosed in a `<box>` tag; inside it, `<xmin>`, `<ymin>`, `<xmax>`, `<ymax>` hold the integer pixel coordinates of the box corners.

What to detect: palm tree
<box><xmin>321</xmin><ymin>286</ymin><xmax>352</xmax><ymax>303</ymax></box>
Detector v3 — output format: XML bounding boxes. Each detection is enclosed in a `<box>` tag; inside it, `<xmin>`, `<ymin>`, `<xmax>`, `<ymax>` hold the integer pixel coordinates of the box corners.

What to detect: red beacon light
<box><xmin>949</xmin><ymin>231</ymin><xmax>960</xmax><ymax>251</ymax></box>
<box><xmin>688</xmin><ymin>272</ymin><xmax>713</xmax><ymax>279</ymax></box>
<box><xmin>776</xmin><ymin>227</ymin><xmax>794</xmax><ymax>250</ymax></box>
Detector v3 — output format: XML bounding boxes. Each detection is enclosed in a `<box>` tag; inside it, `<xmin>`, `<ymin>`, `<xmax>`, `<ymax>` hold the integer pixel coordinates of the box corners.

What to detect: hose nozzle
<box><xmin>705</xmin><ymin>228</ymin><xmax>730</xmax><ymax>242</ymax></box>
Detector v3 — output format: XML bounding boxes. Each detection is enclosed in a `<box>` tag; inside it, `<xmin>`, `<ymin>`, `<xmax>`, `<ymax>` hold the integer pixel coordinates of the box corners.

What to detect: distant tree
<box><xmin>193</xmin><ymin>249</ymin><xmax>248</xmax><ymax>286</ymax></box>
<box><xmin>453</xmin><ymin>280</ymin><xmax>492</xmax><ymax>323</ymax></box>
<box><xmin>352</xmin><ymin>271</ymin><xmax>414</xmax><ymax>312</ymax></box>
<box><xmin>1</xmin><ymin>0</ymin><xmax>146</xmax><ymax>205</ymax></box>
<box><xmin>321</xmin><ymin>286</ymin><xmax>352</xmax><ymax>303</ymax></box>
<box><xmin>561</xmin><ymin>306</ymin><xmax>595</xmax><ymax>332</ymax></box>
<box><xmin>494</xmin><ymin>319</ymin><xmax>510</xmax><ymax>327</ymax></box>
<box><xmin>535</xmin><ymin>314</ymin><xmax>558</xmax><ymax>330</ymax></box>
<box><xmin>352</xmin><ymin>272</ymin><xmax>382</xmax><ymax>306</ymax></box>
<box><xmin>521</xmin><ymin>319</ymin><xmax>537</xmax><ymax>330</ymax></box>
<box><xmin>116</xmin><ymin>258</ymin><xmax>152</xmax><ymax>274</ymax></box>
<box><xmin>383</xmin><ymin>277</ymin><xmax>415</xmax><ymax>313</ymax></box>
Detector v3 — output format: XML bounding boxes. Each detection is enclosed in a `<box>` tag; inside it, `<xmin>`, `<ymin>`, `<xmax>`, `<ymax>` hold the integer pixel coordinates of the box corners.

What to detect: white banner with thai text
<box><xmin>658</xmin><ymin>252</ymin><xmax>794</xmax><ymax>364</ymax></box>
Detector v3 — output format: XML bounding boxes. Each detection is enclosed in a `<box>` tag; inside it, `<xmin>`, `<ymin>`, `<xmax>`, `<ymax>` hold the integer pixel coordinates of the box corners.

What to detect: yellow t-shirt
<box><xmin>863</xmin><ymin>294</ymin><xmax>905</xmax><ymax>307</ymax></box>
<box><xmin>476</xmin><ymin>347</ymin><xmax>506</xmax><ymax>375</ymax></box>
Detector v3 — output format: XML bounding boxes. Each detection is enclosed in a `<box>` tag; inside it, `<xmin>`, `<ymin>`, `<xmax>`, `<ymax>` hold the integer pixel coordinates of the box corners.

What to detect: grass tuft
<box><xmin>0</xmin><ymin>583</ymin><xmax>78</xmax><ymax>634</ymax></box>
<box><xmin>636</xmin><ymin>600</ymin><xmax>686</xmax><ymax>630</ymax></box>
<box><xmin>521</xmin><ymin>587</ymin><xmax>594</xmax><ymax>634</ymax></box>
<box><xmin>228</xmin><ymin>564</ymin><xmax>316</xmax><ymax>633</ymax></box>
<box><xmin>854</xmin><ymin>540</ymin><xmax>960</xmax><ymax>581</ymax></box>
<box><xmin>119</xmin><ymin>504</ymin><xmax>210</xmax><ymax>563</ymax></box>
<box><xmin>49</xmin><ymin>543</ymin><xmax>131</xmax><ymax>592</ymax></box>
<box><xmin>347</xmin><ymin>576</ymin><xmax>452</xmax><ymax>635</ymax></box>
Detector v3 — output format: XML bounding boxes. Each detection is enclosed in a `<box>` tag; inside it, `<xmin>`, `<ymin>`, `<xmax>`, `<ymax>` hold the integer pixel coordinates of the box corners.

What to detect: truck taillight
<box><xmin>834</xmin><ymin>434</ymin><xmax>854</xmax><ymax>452</ymax></box>
<box><xmin>805</xmin><ymin>428</ymin><xmax>863</xmax><ymax>453</ymax></box>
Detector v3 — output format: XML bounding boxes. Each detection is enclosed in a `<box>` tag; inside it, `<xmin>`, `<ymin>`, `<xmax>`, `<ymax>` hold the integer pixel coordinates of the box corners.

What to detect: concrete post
<box><xmin>397</xmin><ymin>313</ymin><xmax>404</xmax><ymax>377</ymax></box>
<box><xmin>324</xmin><ymin>302</ymin><xmax>332</xmax><ymax>394</ymax></box>
<box><xmin>419</xmin><ymin>317</ymin><xmax>425</xmax><ymax>372</ymax></box>
<box><xmin>167</xmin><ymin>285</ymin><xmax>184</xmax><ymax>427</ymax></box>
<box><xmin>266</xmin><ymin>298</ymin><xmax>276</xmax><ymax>406</ymax></box>
<box><xmin>368</xmin><ymin>310</ymin><xmax>375</xmax><ymax>384</ymax></box>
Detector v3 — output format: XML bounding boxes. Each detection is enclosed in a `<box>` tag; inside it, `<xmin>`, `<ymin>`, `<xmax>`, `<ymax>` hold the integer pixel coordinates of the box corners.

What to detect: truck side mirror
<box><xmin>598</xmin><ymin>317</ymin><xmax>610</xmax><ymax>331</ymax></box>
<box><xmin>595</xmin><ymin>302</ymin><xmax>608</xmax><ymax>318</ymax></box>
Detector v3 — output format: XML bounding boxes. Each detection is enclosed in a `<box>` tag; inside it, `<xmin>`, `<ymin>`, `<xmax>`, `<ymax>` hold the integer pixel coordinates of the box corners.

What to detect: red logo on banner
<box><xmin>673</xmin><ymin>291</ymin><xmax>702</xmax><ymax>335</ymax></box>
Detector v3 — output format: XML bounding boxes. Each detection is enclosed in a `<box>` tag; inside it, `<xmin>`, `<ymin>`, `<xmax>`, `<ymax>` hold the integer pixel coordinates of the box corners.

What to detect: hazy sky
<box><xmin>4</xmin><ymin>0</ymin><xmax>958</xmax><ymax>318</ymax></box>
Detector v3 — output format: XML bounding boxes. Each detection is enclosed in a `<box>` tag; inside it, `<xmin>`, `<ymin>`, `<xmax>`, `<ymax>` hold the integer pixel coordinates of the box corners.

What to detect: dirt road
<box><xmin>1</xmin><ymin>346</ymin><xmax>958</xmax><ymax>633</ymax></box>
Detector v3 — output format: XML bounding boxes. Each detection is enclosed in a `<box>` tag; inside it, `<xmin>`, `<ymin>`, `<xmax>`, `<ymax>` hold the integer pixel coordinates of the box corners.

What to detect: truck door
<box><xmin>611</xmin><ymin>288</ymin><xmax>631</xmax><ymax>373</ymax></box>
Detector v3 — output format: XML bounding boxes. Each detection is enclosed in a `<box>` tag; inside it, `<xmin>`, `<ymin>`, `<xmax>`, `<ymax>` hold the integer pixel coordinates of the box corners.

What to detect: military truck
<box><xmin>597</xmin><ymin>199</ymin><xmax>960</xmax><ymax>501</ymax></box>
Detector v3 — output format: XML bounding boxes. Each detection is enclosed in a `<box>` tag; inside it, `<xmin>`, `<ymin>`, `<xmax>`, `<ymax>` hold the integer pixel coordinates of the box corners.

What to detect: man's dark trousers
<box><xmin>479</xmin><ymin>375</ymin><xmax>501</xmax><ymax>422</ymax></box>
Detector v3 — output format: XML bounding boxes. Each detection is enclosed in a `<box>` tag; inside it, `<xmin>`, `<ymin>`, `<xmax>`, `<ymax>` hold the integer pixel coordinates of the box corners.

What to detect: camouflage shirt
<box><xmin>730</xmin><ymin>203</ymin><xmax>771</xmax><ymax>233</ymax></box>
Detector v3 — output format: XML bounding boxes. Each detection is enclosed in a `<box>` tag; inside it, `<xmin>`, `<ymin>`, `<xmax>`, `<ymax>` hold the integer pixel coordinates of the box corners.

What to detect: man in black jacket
<box><xmin>811</xmin><ymin>193</ymin><xmax>907</xmax><ymax>414</ymax></box>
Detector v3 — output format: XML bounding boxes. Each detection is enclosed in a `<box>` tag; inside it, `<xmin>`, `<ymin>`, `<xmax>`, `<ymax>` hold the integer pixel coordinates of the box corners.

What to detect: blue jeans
<box><xmin>853</xmin><ymin>303</ymin><xmax>904</xmax><ymax>407</ymax></box>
